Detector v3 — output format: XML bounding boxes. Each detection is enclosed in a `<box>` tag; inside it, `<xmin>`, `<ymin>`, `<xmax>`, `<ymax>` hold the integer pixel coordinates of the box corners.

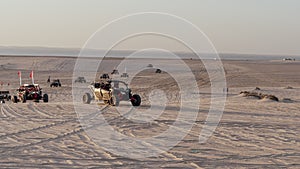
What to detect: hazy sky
<box><xmin>1</xmin><ymin>0</ymin><xmax>300</xmax><ymax>55</ymax></box>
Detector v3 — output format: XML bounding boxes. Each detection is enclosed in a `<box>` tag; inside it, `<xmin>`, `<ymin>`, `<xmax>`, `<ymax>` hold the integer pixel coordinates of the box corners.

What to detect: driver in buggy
<box><xmin>99</xmin><ymin>81</ymin><xmax>112</xmax><ymax>100</ymax></box>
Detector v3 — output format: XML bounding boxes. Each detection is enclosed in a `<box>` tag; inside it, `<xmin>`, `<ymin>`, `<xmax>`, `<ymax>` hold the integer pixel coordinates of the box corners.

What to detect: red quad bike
<box><xmin>12</xmin><ymin>84</ymin><xmax>48</xmax><ymax>103</ymax></box>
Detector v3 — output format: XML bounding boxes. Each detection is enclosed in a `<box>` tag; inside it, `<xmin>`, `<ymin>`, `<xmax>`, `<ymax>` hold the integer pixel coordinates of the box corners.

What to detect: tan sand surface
<box><xmin>0</xmin><ymin>56</ymin><xmax>299</xmax><ymax>168</ymax></box>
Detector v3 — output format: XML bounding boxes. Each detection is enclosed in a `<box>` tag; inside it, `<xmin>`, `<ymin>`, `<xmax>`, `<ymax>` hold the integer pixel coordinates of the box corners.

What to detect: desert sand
<box><xmin>0</xmin><ymin>56</ymin><xmax>299</xmax><ymax>168</ymax></box>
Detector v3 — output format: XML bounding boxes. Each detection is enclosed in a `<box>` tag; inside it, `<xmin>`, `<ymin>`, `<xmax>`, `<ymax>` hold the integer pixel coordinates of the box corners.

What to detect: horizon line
<box><xmin>0</xmin><ymin>45</ymin><xmax>299</xmax><ymax>57</ymax></box>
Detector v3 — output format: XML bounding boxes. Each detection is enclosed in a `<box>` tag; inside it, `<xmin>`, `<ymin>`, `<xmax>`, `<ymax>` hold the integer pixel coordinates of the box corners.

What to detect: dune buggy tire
<box><xmin>43</xmin><ymin>94</ymin><xmax>49</xmax><ymax>103</ymax></box>
<box><xmin>83</xmin><ymin>93</ymin><xmax>92</xmax><ymax>104</ymax></box>
<box><xmin>22</xmin><ymin>95</ymin><xmax>26</xmax><ymax>103</ymax></box>
<box><xmin>13</xmin><ymin>96</ymin><xmax>18</xmax><ymax>103</ymax></box>
<box><xmin>131</xmin><ymin>94</ymin><xmax>141</xmax><ymax>106</ymax></box>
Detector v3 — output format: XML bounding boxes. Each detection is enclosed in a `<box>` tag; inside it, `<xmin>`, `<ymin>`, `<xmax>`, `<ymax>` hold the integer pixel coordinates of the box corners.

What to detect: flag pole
<box><xmin>18</xmin><ymin>71</ymin><xmax>22</xmax><ymax>86</ymax></box>
<box><xmin>32</xmin><ymin>73</ymin><xmax>34</xmax><ymax>84</ymax></box>
<box><xmin>31</xmin><ymin>60</ymin><xmax>35</xmax><ymax>84</ymax></box>
<box><xmin>30</xmin><ymin>70</ymin><xmax>34</xmax><ymax>84</ymax></box>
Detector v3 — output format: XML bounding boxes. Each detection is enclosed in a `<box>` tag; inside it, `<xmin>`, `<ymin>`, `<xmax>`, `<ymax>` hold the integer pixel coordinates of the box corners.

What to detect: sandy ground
<box><xmin>0</xmin><ymin>56</ymin><xmax>299</xmax><ymax>168</ymax></box>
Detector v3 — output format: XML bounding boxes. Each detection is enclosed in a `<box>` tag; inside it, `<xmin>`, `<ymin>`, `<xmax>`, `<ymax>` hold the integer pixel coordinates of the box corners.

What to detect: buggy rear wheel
<box><xmin>22</xmin><ymin>94</ymin><xmax>26</xmax><ymax>103</ymax></box>
<box><xmin>110</xmin><ymin>95</ymin><xmax>119</xmax><ymax>106</ymax></box>
<box><xmin>83</xmin><ymin>93</ymin><xmax>92</xmax><ymax>104</ymax></box>
<box><xmin>13</xmin><ymin>96</ymin><xmax>18</xmax><ymax>103</ymax></box>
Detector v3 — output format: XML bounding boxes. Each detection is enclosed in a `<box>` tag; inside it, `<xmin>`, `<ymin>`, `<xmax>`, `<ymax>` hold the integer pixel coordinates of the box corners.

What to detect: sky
<box><xmin>0</xmin><ymin>0</ymin><xmax>300</xmax><ymax>55</ymax></box>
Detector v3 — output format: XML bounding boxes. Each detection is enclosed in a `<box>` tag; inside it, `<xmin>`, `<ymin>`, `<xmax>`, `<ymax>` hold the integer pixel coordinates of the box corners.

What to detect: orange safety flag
<box><xmin>18</xmin><ymin>71</ymin><xmax>21</xmax><ymax>77</ymax></box>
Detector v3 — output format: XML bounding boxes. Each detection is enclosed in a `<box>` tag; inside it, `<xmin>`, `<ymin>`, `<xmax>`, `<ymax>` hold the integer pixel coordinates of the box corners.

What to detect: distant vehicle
<box><xmin>121</xmin><ymin>73</ymin><xmax>129</xmax><ymax>78</ymax></box>
<box><xmin>111</xmin><ymin>69</ymin><xmax>119</xmax><ymax>75</ymax></box>
<box><xmin>147</xmin><ymin>64</ymin><xmax>153</xmax><ymax>68</ymax></box>
<box><xmin>156</xmin><ymin>69</ymin><xmax>162</xmax><ymax>73</ymax></box>
<box><xmin>50</xmin><ymin>79</ymin><xmax>61</xmax><ymax>87</ymax></box>
<box><xmin>283</xmin><ymin>58</ymin><xmax>295</xmax><ymax>61</ymax></box>
<box><xmin>12</xmin><ymin>84</ymin><xmax>48</xmax><ymax>103</ymax></box>
<box><xmin>100</xmin><ymin>74</ymin><xmax>110</xmax><ymax>79</ymax></box>
<box><xmin>75</xmin><ymin>77</ymin><xmax>86</xmax><ymax>83</ymax></box>
<box><xmin>0</xmin><ymin>91</ymin><xmax>11</xmax><ymax>103</ymax></box>
<box><xmin>83</xmin><ymin>80</ymin><xmax>141</xmax><ymax>106</ymax></box>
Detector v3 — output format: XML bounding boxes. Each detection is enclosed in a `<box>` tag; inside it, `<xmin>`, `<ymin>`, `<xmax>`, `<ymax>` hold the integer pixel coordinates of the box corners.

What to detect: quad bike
<box><xmin>50</xmin><ymin>79</ymin><xmax>62</xmax><ymax>87</ymax></box>
<box><xmin>12</xmin><ymin>84</ymin><xmax>48</xmax><ymax>103</ymax></box>
<box><xmin>74</xmin><ymin>76</ymin><xmax>87</xmax><ymax>83</ymax></box>
<box><xmin>0</xmin><ymin>91</ymin><xmax>11</xmax><ymax>104</ymax></box>
<box><xmin>83</xmin><ymin>80</ymin><xmax>141</xmax><ymax>106</ymax></box>
<box><xmin>120</xmin><ymin>73</ymin><xmax>129</xmax><ymax>78</ymax></box>
<box><xmin>100</xmin><ymin>74</ymin><xmax>110</xmax><ymax>79</ymax></box>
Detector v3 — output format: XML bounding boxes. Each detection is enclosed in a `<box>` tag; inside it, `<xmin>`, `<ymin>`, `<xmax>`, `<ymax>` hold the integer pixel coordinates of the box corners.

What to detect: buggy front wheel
<box><xmin>12</xmin><ymin>96</ymin><xmax>18</xmax><ymax>103</ymax></box>
<box><xmin>22</xmin><ymin>94</ymin><xmax>26</xmax><ymax>103</ymax></box>
<box><xmin>43</xmin><ymin>94</ymin><xmax>49</xmax><ymax>103</ymax></box>
<box><xmin>131</xmin><ymin>94</ymin><xmax>141</xmax><ymax>106</ymax></box>
<box><xmin>83</xmin><ymin>93</ymin><xmax>92</xmax><ymax>104</ymax></box>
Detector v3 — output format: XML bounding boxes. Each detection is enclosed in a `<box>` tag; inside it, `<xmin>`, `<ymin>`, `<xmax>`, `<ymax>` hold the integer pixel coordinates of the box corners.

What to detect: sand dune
<box><xmin>0</xmin><ymin>56</ymin><xmax>299</xmax><ymax>168</ymax></box>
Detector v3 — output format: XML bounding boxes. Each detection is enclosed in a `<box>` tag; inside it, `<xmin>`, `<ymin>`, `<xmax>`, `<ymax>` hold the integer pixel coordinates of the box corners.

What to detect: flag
<box><xmin>18</xmin><ymin>71</ymin><xmax>22</xmax><ymax>86</ymax></box>
<box><xmin>30</xmin><ymin>70</ymin><xmax>33</xmax><ymax>79</ymax></box>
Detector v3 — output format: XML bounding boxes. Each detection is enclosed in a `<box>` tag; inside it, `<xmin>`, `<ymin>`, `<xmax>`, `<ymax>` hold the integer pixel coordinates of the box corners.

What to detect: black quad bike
<box><xmin>50</xmin><ymin>79</ymin><xmax>62</xmax><ymax>87</ymax></box>
<box><xmin>0</xmin><ymin>91</ymin><xmax>11</xmax><ymax>103</ymax></box>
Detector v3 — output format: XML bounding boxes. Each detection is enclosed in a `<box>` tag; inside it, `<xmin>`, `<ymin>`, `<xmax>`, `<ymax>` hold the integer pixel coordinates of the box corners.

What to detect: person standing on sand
<box><xmin>47</xmin><ymin>76</ymin><xmax>51</xmax><ymax>83</ymax></box>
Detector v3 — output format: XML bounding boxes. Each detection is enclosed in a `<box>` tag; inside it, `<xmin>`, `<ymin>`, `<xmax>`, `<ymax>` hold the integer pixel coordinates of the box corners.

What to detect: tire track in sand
<box><xmin>0</xmin><ymin>104</ymin><xmax>8</xmax><ymax>118</ymax></box>
<box><xmin>0</xmin><ymin>105</ymin><xmax>109</xmax><ymax>154</ymax></box>
<box><xmin>1</xmin><ymin>104</ymin><xmax>25</xmax><ymax>118</ymax></box>
<box><xmin>27</xmin><ymin>103</ymin><xmax>54</xmax><ymax>118</ymax></box>
<box><xmin>0</xmin><ymin>104</ymin><xmax>186</xmax><ymax>164</ymax></box>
